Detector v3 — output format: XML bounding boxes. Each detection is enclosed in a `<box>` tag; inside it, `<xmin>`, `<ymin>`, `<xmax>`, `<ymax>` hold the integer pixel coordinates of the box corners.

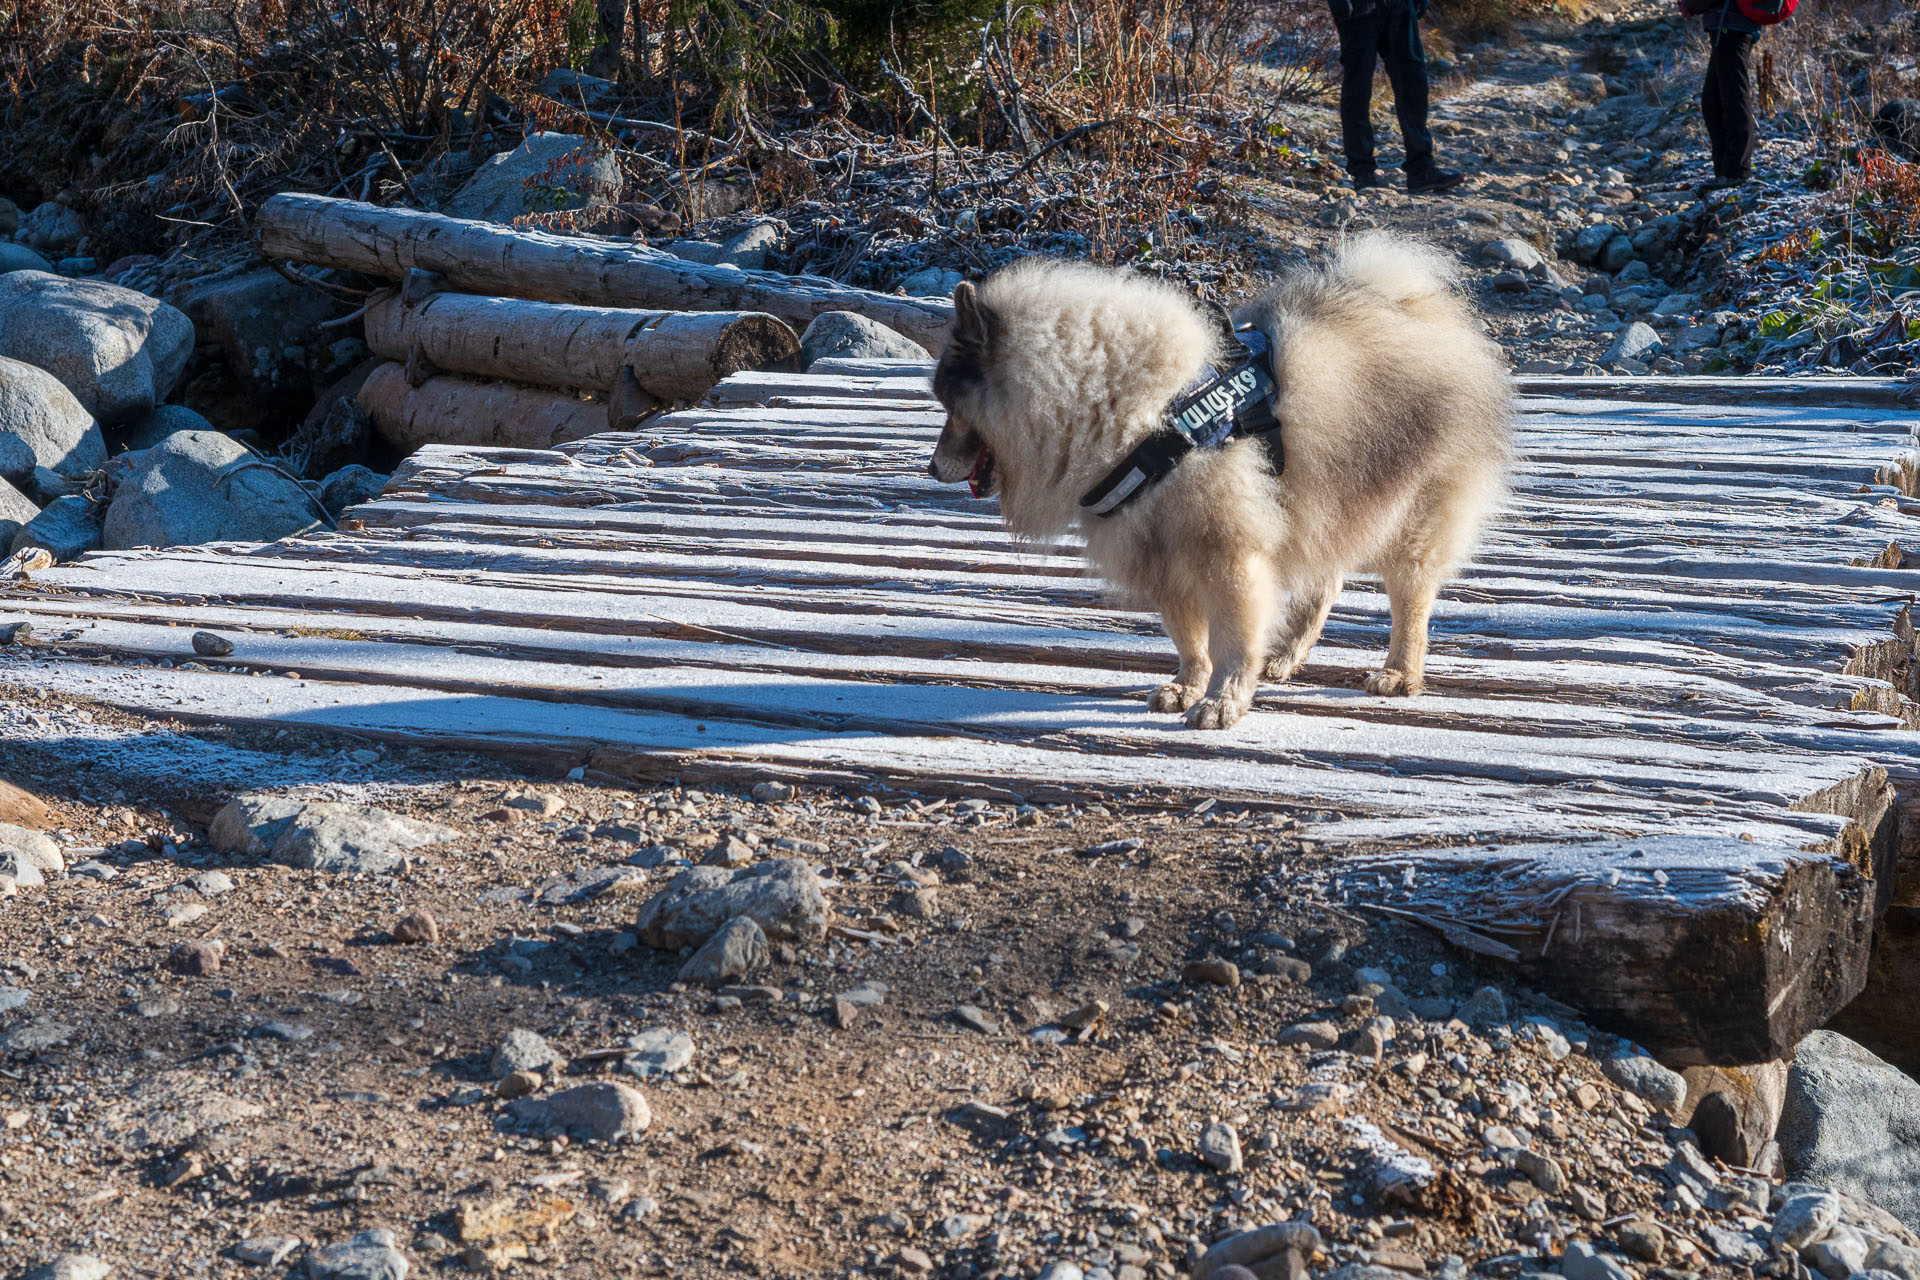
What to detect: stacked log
<box><xmin>258</xmin><ymin>193</ymin><xmax>943</xmax><ymax>450</ymax></box>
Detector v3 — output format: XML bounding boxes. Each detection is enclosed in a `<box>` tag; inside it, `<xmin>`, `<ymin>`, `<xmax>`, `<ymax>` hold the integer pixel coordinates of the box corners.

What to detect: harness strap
<box><xmin>1079</xmin><ymin>326</ymin><xmax>1283</xmax><ymax>520</ymax></box>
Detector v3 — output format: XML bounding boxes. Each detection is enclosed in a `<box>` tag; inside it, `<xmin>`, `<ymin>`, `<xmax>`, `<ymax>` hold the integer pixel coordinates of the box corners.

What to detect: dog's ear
<box><xmin>952</xmin><ymin>281</ymin><xmax>998</xmax><ymax>353</ymax></box>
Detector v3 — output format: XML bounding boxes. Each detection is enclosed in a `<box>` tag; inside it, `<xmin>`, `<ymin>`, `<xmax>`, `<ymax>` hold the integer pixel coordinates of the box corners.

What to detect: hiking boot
<box><xmin>1349</xmin><ymin>170</ymin><xmax>1392</xmax><ymax>190</ymax></box>
<box><xmin>1406</xmin><ymin>166</ymin><xmax>1465</xmax><ymax>194</ymax></box>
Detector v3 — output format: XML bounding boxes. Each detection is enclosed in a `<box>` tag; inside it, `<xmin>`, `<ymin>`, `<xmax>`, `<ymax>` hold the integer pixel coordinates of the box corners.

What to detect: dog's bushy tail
<box><xmin>1331</xmin><ymin>233</ymin><xmax>1467</xmax><ymax>321</ymax></box>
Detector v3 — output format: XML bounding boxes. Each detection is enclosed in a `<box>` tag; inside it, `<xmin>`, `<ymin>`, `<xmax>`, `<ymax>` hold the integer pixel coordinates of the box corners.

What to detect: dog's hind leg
<box><xmin>1263</xmin><ymin>575</ymin><xmax>1342</xmax><ymax>683</ymax></box>
<box><xmin>1366</xmin><ymin>558</ymin><xmax>1442</xmax><ymax>697</ymax></box>
<box><xmin>1187</xmin><ymin>566</ymin><xmax>1277</xmax><ymax>730</ymax></box>
<box><xmin>1149</xmin><ymin>597</ymin><xmax>1211</xmax><ymax>713</ymax></box>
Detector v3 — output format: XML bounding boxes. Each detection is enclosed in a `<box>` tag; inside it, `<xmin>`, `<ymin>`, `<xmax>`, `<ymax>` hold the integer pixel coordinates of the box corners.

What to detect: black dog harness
<box><xmin>1079</xmin><ymin>326</ymin><xmax>1283</xmax><ymax>519</ymax></box>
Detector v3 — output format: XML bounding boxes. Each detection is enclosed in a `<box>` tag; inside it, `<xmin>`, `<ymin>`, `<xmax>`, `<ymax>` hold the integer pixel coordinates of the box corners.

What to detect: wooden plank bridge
<box><xmin>6</xmin><ymin>365</ymin><xmax>1920</xmax><ymax>1067</ymax></box>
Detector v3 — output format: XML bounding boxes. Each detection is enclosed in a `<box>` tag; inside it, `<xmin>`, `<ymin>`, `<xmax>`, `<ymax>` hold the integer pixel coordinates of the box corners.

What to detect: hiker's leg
<box><xmin>1379</xmin><ymin>0</ymin><xmax>1435</xmax><ymax>175</ymax></box>
<box><xmin>1337</xmin><ymin>14</ymin><xmax>1384</xmax><ymax>179</ymax></box>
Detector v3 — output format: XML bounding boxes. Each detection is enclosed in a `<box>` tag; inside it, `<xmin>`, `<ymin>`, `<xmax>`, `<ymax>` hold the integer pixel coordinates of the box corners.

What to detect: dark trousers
<box><xmin>1336</xmin><ymin>1</ymin><xmax>1434</xmax><ymax>178</ymax></box>
<box><xmin>1702</xmin><ymin>28</ymin><xmax>1758</xmax><ymax>179</ymax></box>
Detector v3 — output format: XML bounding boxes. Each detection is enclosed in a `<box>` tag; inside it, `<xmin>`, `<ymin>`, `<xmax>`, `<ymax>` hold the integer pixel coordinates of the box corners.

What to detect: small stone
<box><xmin>1513</xmin><ymin>1147</ymin><xmax>1567</xmax><ymax>1195</ymax></box>
<box><xmin>508</xmin><ymin>1081</ymin><xmax>651</xmax><ymax>1142</ymax></box>
<box><xmin>952</xmin><ymin>1004</ymin><xmax>999</xmax><ymax>1034</ymax></box>
<box><xmin>676</xmin><ymin>915</ymin><xmax>768</xmax><ymax>986</ymax></box>
<box><xmin>1603</xmin><ymin>322</ymin><xmax>1662</xmax><ymax>368</ymax></box>
<box><xmin>495</xmin><ymin>1069</ymin><xmax>542</xmax><ymax>1099</ymax></box>
<box><xmin>1457</xmin><ymin>986</ymin><xmax>1506</xmax><ymax>1027</ymax></box>
<box><xmin>1277</xmin><ymin>1021</ymin><xmax>1339</xmax><ymax>1050</ymax></box>
<box><xmin>160</xmin><ymin>900</ymin><xmax>208</xmax><ymax>928</ymax></box>
<box><xmin>619</xmin><ymin>1027</ymin><xmax>695</xmax><ymax>1077</ymax></box>
<box><xmin>620</xmin><ymin>1196</ymin><xmax>658</xmax><ymax>1220</ymax></box>
<box><xmin>1560</xmin><ymin>1240</ymin><xmax>1633</xmax><ymax>1280</ymax></box>
<box><xmin>1571</xmin><ymin>1184</ymin><xmax>1607</xmax><ymax>1221</ymax></box>
<box><xmin>25</xmin><ymin>1257</ymin><xmax>113</xmax><ymax>1280</ymax></box>
<box><xmin>1773</xmin><ymin>1190</ymin><xmax>1841</xmax><ymax>1250</ymax></box>
<box><xmin>165</xmin><ymin>941</ymin><xmax>224</xmax><ymax>976</ymax></box>
<box><xmin>1183</xmin><ymin>959</ymin><xmax>1241</xmax><ymax>987</ymax></box>
<box><xmin>896</xmin><ymin>1247</ymin><xmax>936</xmax><ymax>1274</ymax></box>
<box><xmin>890</xmin><ymin>886</ymin><xmax>939</xmax><ymax>919</ymax></box>
<box><xmin>305</xmin><ymin>1229</ymin><xmax>408</xmax><ymax>1280</ymax></box>
<box><xmin>191</xmin><ymin>631</ymin><xmax>234</xmax><ymax>657</ymax></box>
<box><xmin>1200</xmin><ymin>1121</ymin><xmax>1243</xmax><ymax>1174</ymax></box>
<box><xmin>254</xmin><ymin>1021</ymin><xmax>312</xmax><ymax>1042</ymax></box>
<box><xmin>232</xmin><ymin>1236</ymin><xmax>301</xmax><ymax>1267</ymax></box>
<box><xmin>489</xmin><ymin>1028</ymin><xmax>560</xmax><ymax>1079</ymax></box>
<box><xmin>1702</xmin><ymin>1225</ymin><xmax>1766</xmax><ymax>1267</ymax></box>
<box><xmin>1615</xmin><ymin>1220</ymin><xmax>1664</xmax><ymax>1264</ymax></box>
<box><xmin>701</xmin><ymin>835</ymin><xmax>755</xmax><ymax>867</ymax></box>
<box><xmin>1600</xmin><ymin>1048</ymin><xmax>1686</xmax><ymax>1110</ymax></box>
<box><xmin>1259</xmin><ymin>955</ymin><xmax>1312</xmax><ymax>982</ymax></box>
<box><xmin>391</xmin><ymin>908</ymin><xmax>439</xmax><ymax>945</ymax></box>
<box><xmin>749</xmin><ymin>780</ymin><xmax>794</xmax><ymax>803</ymax></box>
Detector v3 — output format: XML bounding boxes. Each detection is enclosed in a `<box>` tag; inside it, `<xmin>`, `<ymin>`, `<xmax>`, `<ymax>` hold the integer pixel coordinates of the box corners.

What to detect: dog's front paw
<box><xmin>1262</xmin><ymin>655</ymin><xmax>1300</xmax><ymax>682</ymax></box>
<box><xmin>1364</xmin><ymin>668</ymin><xmax>1424</xmax><ymax>697</ymax></box>
<box><xmin>1185</xmin><ymin>696</ymin><xmax>1249</xmax><ymax>730</ymax></box>
<box><xmin>1150</xmin><ymin>682</ymin><xmax>1204</xmax><ymax>713</ymax></box>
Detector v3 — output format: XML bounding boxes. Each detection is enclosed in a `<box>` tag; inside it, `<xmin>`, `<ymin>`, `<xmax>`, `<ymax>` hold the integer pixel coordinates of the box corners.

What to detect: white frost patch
<box><xmin>1342</xmin><ymin>1117</ymin><xmax>1436</xmax><ymax>1201</ymax></box>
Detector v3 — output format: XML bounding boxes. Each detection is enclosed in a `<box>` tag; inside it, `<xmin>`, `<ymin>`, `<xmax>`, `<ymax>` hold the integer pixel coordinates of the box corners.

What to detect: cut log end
<box><xmin>710</xmin><ymin>313</ymin><xmax>802</xmax><ymax>383</ymax></box>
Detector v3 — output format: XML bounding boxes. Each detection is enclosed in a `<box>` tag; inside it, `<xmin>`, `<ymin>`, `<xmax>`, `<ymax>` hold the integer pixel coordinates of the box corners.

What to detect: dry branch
<box><xmin>258</xmin><ymin>194</ymin><xmax>953</xmax><ymax>351</ymax></box>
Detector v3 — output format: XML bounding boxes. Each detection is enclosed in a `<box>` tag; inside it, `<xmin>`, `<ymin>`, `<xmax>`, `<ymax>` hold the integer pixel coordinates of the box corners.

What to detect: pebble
<box><xmin>749</xmin><ymin>780</ymin><xmax>794</xmax><ymax>803</ymax></box>
<box><xmin>490</xmin><ymin>1028</ymin><xmax>559</xmax><ymax>1078</ymax></box>
<box><xmin>191</xmin><ymin>630</ymin><xmax>235</xmax><ymax>657</ymax></box>
<box><xmin>1615</xmin><ymin>1219</ymin><xmax>1664</xmax><ymax>1263</ymax></box>
<box><xmin>186</xmin><ymin>870</ymin><xmax>234</xmax><ymax>895</ymax></box>
<box><xmin>1513</xmin><ymin>1147</ymin><xmax>1567</xmax><ymax>1194</ymax></box>
<box><xmin>1182</xmin><ymin>959</ymin><xmax>1241</xmax><ymax>987</ymax></box>
<box><xmin>25</xmin><ymin>1258</ymin><xmax>114</xmax><ymax>1280</ymax></box>
<box><xmin>1457</xmin><ymin>986</ymin><xmax>1507</xmax><ymax>1027</ymax></box>
<box><xmin>391</xmin><ymin>908</ymin><xmax>439</xmax><ymax>944</ymax></box>
<box><xmin>255</xmin><ymin>1021</ymin><xmax>313</xmax><ymax>1042</ymax></box>
<box><xmin>952</xmin><ymin>1004</ymin><xmax>999</xmax><ymax>1034</ymax></box>
<box><xmin>620</xmin><ymin>1027</ymin><xmax>695</xmax><ymax>1077</ymax></box>
<box><xmin>508</xmin><ymin>1081</ymin><xmax>651</xmax><ymax>1142</ymax></box>
<box><xmin>305</xmin><ymin>1229</ymin><xmax>408</xmax><ymax>1280</ymax></box>
<box><xmin>1560</xmin><ymin>1240</ymin><xmax>1634</xmax><ymax>1280</ymax></box>
<box><xmin>495</xmin><ymin>1069</ymin><xmax>542</xmax><ymax>1099</ymax></box>
<box><xmin>165</xmin><ymin>941</ymin><xmax>223</xmax><ymax>976</ymax></box>
<box><xmin>1599</xmin><ymin>1048</ymin><xmax>1686</xmax><ymax>1110</ymax></box>
<box><xmin>1277</xmin><ymin>1021</ymin><xmax>1339</xmax><ymax>1050</ymax></box>
<box><xmin>1774</xmin><ymin>1190</ymin><xmax>1841</xmax><ymax>1249</ymax></box>
<box><xmin>232</xmin><ymin>1237</ymin><xmax>301</xmax><ymax>1267</ymax></box>
<box><xmin>1199</xmin><ymin>1121</ymin><xmax>1243</xmax><ymax>1174</ymax></box>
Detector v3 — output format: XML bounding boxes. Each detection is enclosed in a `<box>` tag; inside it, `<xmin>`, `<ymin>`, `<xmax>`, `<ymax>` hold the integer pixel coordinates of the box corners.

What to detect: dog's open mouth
<box><xmin>968</xmin><ymin>446</ymin><xmax>998</xmax><ymax>499</ymax></box>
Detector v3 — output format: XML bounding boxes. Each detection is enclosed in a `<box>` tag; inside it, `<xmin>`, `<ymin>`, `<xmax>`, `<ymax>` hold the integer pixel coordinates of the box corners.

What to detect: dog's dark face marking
<box><xmin>928</xmin><ymin>281</ymin><xmax>1002</xmax><ymax>498</ymax></box>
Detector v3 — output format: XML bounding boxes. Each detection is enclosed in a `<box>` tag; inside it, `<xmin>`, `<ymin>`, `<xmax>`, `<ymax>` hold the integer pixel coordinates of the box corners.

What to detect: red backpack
<box><xmin>1679</xmin><ymin>0</ymin><xmax>1796</xmax><ymax>22</ymax></box>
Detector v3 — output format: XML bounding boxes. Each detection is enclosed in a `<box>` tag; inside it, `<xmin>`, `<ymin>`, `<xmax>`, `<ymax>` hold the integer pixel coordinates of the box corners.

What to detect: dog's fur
<box><xmin>927</xmin><ymin>234</ymin><xmax>1513</xmax><ymax>729</ymax></box>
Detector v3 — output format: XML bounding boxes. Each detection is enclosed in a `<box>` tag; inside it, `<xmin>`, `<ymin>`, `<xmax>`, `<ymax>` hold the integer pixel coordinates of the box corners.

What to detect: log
<box><xmin>361</xmin><ymin>289</ymin><xmax>800</xmax><ymax>403</ymax></box>
<box><xmin>357</xmin><ymin>362</ymin><xmax>633</xmax><ymax>453</ymax></box>
<box><xmin>258</xmin><ymin>193</ymin><xmax>953</xmax><ymax>352</ymax></box>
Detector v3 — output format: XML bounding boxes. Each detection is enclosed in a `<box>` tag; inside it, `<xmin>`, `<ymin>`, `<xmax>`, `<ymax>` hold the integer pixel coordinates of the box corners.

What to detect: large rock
<box><xmin>102</xmin><ymin>430</ymin><xmax>323</xmax><ymax>550</ymax></box>
<box><xmin>265</xmin><ymin>802</ymin><xmax>457</xmax><ymax>874</ymax></box>
<box><xmin>24</xmin><ymin>1255</ymin><xmax>113</xmax><ymax>1280</ymax></box>
<box><xmin>0</xmin><ymin>243</ymin><xmax>53</xmax><ymax>276</ymax></box>
<box><xmin>800</xmin><ymin>311</ymin><xmax>929</xmax><ymax>368</ymax></box>
<box><xmin>634</xmin><ymin>858</ymin><xmax>830</xmax><ymax>950</ymax></box>
<box><xmin>1570</xmin><ymin>222</ymin><xmax>1619</xmax><ymax>266</ymax></box>
<box><xmin>1480</xmin><ymin>238</ymin><xmax>1543</xmax><ymax>273</ymax></box>
<box><xmin>1604</xmin><ymin>322</ymin><xmax>1662</xmax><ymax>367</ymax></box>
<box><xmin>445</xmin><ymin>133</ymin><xmax>623</xmax><ymax>224</ymax></box>
<box><xmin>1600</xmin><ymin>1046</ymin><xmax>1687</xmax><ymax>1110</ymax></box>
<box><xmin>10</xmin><ymin>493</ymin><xmax>101</xmax><ymax>560</ymax></box>
<box><xmin>318</xmin><ymin>464</ymin><xmax>388</xmax><ymax>517</ymax></box>
<box><xmin>1779</xmin><ymin>1031</ymin><xmax>1920</xmax><ymax>1231</ymax></box>
<box><xmin>1679</xmin><ymin>1060</ymin><xmax>1791</xmax><ymax>1170</ymax></box>
<box><xmin>0</xmin><ymin>356</ymin><xmax>105</xmax><ymax>480</ymax></box>
<box><xmin>0</xmin><ymin>476</ymin><xmax>37</xmax><ymax>548</ymax></box>
<box><xmin>116</xmin><ymin>403</ymin><xmax>214</xmax><ymax>454</ymax></box>
<box><xmin>16</xmin><ymin>202</ymin><xmax>83</xmax><ymax>251</ymax></box>
<box><xmin>0</xmin><ymin>272</ymin><xmax>193</xmax><ymax>422</ymax></box>
<box><xmin>507</xmin><ymin>1081</ymin><xmax>651</xmax><ymax>1142</ymax></box>
<box><xmin>489</xmin><ymin>1028</ymin><xmax>560</xmax><ymax>1078</ymax></box>
<box><xmin>208</xmin><ymin>794</ymin><xmax>309</xmax><ymax>857</ymax></box>
<box><xmin>676</xmin><ymin>915</ymin><xmax>768</xmax><ymax>985</ymax></box>
<box><xmin>179</xmin><ymin>268</ymin><xmax>354</xmax><ymax>416</ymax></box>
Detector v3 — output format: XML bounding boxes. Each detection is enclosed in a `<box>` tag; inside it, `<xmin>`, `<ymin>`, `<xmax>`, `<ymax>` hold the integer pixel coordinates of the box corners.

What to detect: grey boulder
<box><xmin>1604</xmin><ymin>322</ymin><xmax>1662</xmax><ymax>368</ymax></box>
<box><xmin>507</xmin><ymin>1081</ymin><xmax>651</xmax><ymax>1143</ymax></box>
<box><xmin>1600</xmin><ymin>1046</ymin><xmax>1687</xmax><ymax>1110</ymax></box>
<box><xmin>117</xmin><ymin>403</ymin><xmax>214</xmax><ymax>454</ymax></box>
<box><xmin>0</xmin><ymin>242</ymin><xmax>54</xmax><ymax>276</ymax></box>
<box><xmin>16</xmin><ymin>202</ymin><xmax>84</xmax><ymax>251</ymax></box>
<box><xmin>899</xmin><ymin>266</ymin><xmax>964</xmax><ymax>297</ymax></box>
<box><xmin>1779</xmin><ymin>1031</ymin><xmax>1920</xmax><ymax>1232</ymax></box>
<box><xmin>446</xmin><ymin>133</ymin><xmax>622</xmax><ymax>223</ymax></box>
<box><xmin>0</xmin><ymin>476</ymin><xmax>38</xmax><ymax>548</ymax></box>
<box><xmin>799</xmin><ymin>311</ymin><xmax>929</xmax><ymax>368</ymax></box>
<box><xmin>634</xmin><ymin>858</ymin><xmax>829</xmax><ymax>950</ymax></box>
<box><xmin>619</xmin><ymin>1027</ymin><xmax>696</xmax><ymax>1078</ymax></box>
<box><xmin>1480</xmin><ymin>237</ymin><xmax>1543</xmax><ymax>273</ymax></box>
<box><xmin>490</xmin><ymin>1028</ymin><xmax>560</xmax><ymax>1078</ymax></box>
<box><xmin>102</xmin><ymin>430</ymin><xmax>322</xmax><ymax>550</ymax></box>
<box><xmin>318</xmin><ymin>464</ymin><xmax>388</xmax><ymax>517</ymax></box>
<box><xmin>0</xmin><ymin>355</ymin><xmax>105</xmax><ymax>480</ymax></box>
<box><xmin>208</xmin><ymin>794</ymin><xmax>310</xmax><ymax>857</ymax></box>
<box><xmin>0</xmin><ymin>272</ymin><xmax>193</xmax><ymax>422</ymax></box>
<box><xmin>266</xmin><ymin>802</ymin><xmax>457</xmax><ymax>874</ymax></box>
<box><xmin>10</xmin><ymin>493</ymin><xmax>101</xmax><ymax>560</ymax></box>
<box><xmin>304</xmin><ymin>1229</ymin><xmax>408</xmax><ymax>1280</ymax></box>
<box><xmin>676</xmin><ymin>915</ymin><xmax>768</xmax><ymax>985</ymax></box>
